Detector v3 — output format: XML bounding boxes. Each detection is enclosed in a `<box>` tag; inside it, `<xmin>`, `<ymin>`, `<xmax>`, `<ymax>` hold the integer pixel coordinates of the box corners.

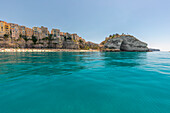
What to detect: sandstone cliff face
<box><xmin>53</xmin><ymin>38</ymin><xmax>63</xmax><ymax>49</ymax></box>
<box><xmin>104</xmin><ymin>35</ymin><xmax>148</xmax><ymax>52</ymax></box>
<box><xmin>104</xmin><ymin>38</ymin><xmax>123</xmax><ymax>49</ymax></box>
<box><xmin>17</xmin><ymin>38</ymin><xmax>26</xmax><ymax>48</ymax></box>
<box><xmin>86</xmin><ymin>42</ymin><xmax>100</xmax><ymax>49</ymax></box>
<box><xmin>120</xmin><ymin>36</ymin><xmax>148</xmax><ymax>52</ymax></box>
<box><xmin>0</xmin><ymin>36</ymin><xmax>100</xmax><ymax>50</ymax></box>
<box><xmin>0</xmin><ymin>38</ymin><xmax>24</xmax><ymax>48</ymax></box>
<box><xmin>1</xmin><ymin>33</ymin><xmax>148</xmax><ymax>51</ymax></box>
<box><xmin>62</xmin><ymin>39</ymin><xmax>79</xmax><ymax>49</ymax></box>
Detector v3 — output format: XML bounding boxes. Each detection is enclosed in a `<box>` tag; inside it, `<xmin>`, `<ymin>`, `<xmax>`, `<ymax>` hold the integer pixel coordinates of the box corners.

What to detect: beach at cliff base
<box><xmin>0</xmin><ymin>48</ymin><xmax>99</xmax><ymax>52</ymax></box>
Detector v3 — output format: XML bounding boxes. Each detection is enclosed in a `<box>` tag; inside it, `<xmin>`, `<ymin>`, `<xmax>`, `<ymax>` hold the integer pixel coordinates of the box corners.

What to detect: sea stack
<box><xmin>103</xmin><ymin>34</ymin><xmax>149</xmax><ymax>52</ymax></box>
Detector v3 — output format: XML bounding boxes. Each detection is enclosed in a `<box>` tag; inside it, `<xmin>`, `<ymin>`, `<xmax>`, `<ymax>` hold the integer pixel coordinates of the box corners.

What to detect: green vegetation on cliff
<box><xmin>100</xmin><ymin>33</ymin><xmax>135</xmax><ymax>45</ymax></box>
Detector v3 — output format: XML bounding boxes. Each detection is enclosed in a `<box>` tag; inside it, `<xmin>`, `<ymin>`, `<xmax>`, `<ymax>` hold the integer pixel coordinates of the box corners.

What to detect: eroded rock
<box><xmin>104</xmin><ymin>35</ymin><xmax>148</xmax><ymax>52</ymax></box>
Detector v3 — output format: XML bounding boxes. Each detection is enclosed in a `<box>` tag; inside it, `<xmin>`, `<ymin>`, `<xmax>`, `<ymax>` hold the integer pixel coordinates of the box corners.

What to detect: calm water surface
<box><xmin>0</xmin><ymin>52</ymin><xmax>170</xmax><ymax>113</ymax></box>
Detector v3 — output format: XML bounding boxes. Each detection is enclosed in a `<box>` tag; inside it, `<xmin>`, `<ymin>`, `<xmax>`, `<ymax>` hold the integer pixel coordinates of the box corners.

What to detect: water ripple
<box><xmin>0</xmin><ymin>52</ymin><xmax>170</xmax><ymax>113</ymax></box>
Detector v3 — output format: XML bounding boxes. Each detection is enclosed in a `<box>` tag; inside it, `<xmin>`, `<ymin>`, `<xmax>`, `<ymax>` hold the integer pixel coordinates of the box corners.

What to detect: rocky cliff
<box><xmin>102</xmin><ymin>34</ymin><xmax>149</xmax><ymax>52</ymax></box>
<box><xmin>0</xmin><ymin>36</ymin><xmax>100</xmax><ymax>50</ymax></box>
<box><xmin>0</xmin><ymin>33</ymin><xmax>148</xmax><ymax>52</ymax></box>
<box><xmin>62</xmin><ymin>39</ymin><xmax>79</xmax><ymax>49</ymax></box>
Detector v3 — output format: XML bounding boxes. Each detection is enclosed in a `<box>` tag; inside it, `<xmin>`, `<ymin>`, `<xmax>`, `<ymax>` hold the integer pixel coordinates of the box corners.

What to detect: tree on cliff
<box><xmin>48</xmin><ymin>34</ymin><xmax>53</xmax><ymax>48</ymax></box>
<box><xmin>64</xmin><ymin>36</ymin><xmax>67</xmax><ymax>41</ymax></box>
<box><xmin>4</xmin><ymin>34</ymin><xmax>9</xmax><ymax>40</ymax></box>
<box><xmin>32</xmin><ymin>35</ymin><xmax>37</xmax><ymax>45</ymax></box>
<box><xmin>19</xmin><ymin>34</ymin><xmax>22</xmax><ymax>40</ymax></box>
<box><xmin>10</xmin><ymin>31</ymin><xmax>12</xmax><ymax>40</ymax></box>
<box><xmin>42</xmin><ymin>37</ymin><xmax>48</xmax><ymax>41</ymax></box>
<box><xmin>22</xmin><ymin>35</ymin><xmax>29</xmax><ymax>48</ymax></box>
<box><xmin>79</xmin><ymin>39</ymin><xmax>83</xmax><ymax>43</ymax></box>
<box><xmin>115</xmin><ymin>33</ymin><xmax>119</xmax><ymax>37</ymax></box>
<box><xmin>68</xmin><ymin>37</ymin><xmax>72</xmax><ymax>40</ymax></box>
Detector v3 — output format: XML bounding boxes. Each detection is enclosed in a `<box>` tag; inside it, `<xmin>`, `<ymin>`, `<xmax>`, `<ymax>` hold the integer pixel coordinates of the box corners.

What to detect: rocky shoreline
<box><xmin>0</xmin><ymin>48</ymin><xmax>150</xmax><ymax>53</ymax></box>
<box><xmin>0</xmin><ymin>34</ymin><xmax>150</xmax><ymax>53</ymax></box>
<box><xmin>0</xmin><ymin>48</ymin><xmax>99</xmax><ymax>52</ymax></box>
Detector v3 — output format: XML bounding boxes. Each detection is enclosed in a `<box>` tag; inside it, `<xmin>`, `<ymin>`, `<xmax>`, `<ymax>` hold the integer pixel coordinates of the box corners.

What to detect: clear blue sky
<box><xmin>0</xmin><ymin>0</ymin><xmax>169</xmax><ymax>50</ymax></box>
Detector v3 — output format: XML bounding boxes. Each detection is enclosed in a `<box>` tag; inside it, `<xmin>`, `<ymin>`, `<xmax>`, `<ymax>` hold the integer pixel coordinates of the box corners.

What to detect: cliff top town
<box><xmin>0</xmin><ymin>20</ymin><xmax>99</xmax><ymax>50</ymax></box>
<box><xmin>0</xmin><ymin>20</ymin><xmax>150</xmax><ymax>52</ymax></box>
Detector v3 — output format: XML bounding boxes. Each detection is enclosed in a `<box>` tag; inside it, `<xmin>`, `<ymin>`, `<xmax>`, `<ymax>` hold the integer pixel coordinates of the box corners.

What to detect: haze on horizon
<box><xmin>0</xmin><ymin>0</ymin><xmax>169</xmax><ymax>51</ymax></box>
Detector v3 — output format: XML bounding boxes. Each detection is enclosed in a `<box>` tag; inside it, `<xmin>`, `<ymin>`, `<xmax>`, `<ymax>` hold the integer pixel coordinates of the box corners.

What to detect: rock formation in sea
<box><xmin>149</xmin><ymin>48</ymin><xmax>160</xmax><ymax>52</ymax></box>
<box><xmin>101</xmin><ymin>34</ymin><xmax>149</xmax><ymax>52</ymax></box>
<box><xmin>104</xmin><ymin>38</ymin><xmax>123</xmax><ymax>49</ymax></box>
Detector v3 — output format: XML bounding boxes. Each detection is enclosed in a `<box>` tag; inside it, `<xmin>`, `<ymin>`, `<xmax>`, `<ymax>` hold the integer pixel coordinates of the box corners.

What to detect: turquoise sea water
<box><xmin>0</xmin><ymin>52</ymin><xmax>170</xmax><ymax>113</ymax></box>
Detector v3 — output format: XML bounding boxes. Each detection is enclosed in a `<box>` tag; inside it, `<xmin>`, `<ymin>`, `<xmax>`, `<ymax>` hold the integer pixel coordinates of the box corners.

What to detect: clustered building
<box><xmin>0</xmin><ymin>20</ymin><xmax>81</xmax><ymax>42</ymax></box>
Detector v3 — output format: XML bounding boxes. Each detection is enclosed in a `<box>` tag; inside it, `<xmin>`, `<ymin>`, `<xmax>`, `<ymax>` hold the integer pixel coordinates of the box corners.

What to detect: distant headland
<box><xmin>100</xmin><ymin>34</ymin><xmax>149</xmax><ymax>52</ymax></box>
<box><xmin>0</xmin><ymin>20</ymin><xmax>151</xmax><ymax>52</ymax></box>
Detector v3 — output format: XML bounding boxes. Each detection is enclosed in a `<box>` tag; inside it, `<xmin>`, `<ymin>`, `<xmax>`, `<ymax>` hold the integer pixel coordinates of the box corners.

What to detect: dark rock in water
<box><xmin>62</xmin><ymin>40</ymin><xmax>79</xmax><ymax>49</ymax></box>
<box><xmin>104</xmin><ymin>38</ymin><xmax>123</xmax><ymax>49</ymax></box>
<box><xmin>149</xmin><ymin>48</ymin><xmax>160</xmax><ymax>52</ymax></box>
<box><xmin>120</xmin><ymin>36</ymin><xmax>148</xmax><ymax>52</ymax></box>
<box><xmin>104</xmin><ymin>35</ymin><xmax>149</xmax><ymax>52</ymax></box>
